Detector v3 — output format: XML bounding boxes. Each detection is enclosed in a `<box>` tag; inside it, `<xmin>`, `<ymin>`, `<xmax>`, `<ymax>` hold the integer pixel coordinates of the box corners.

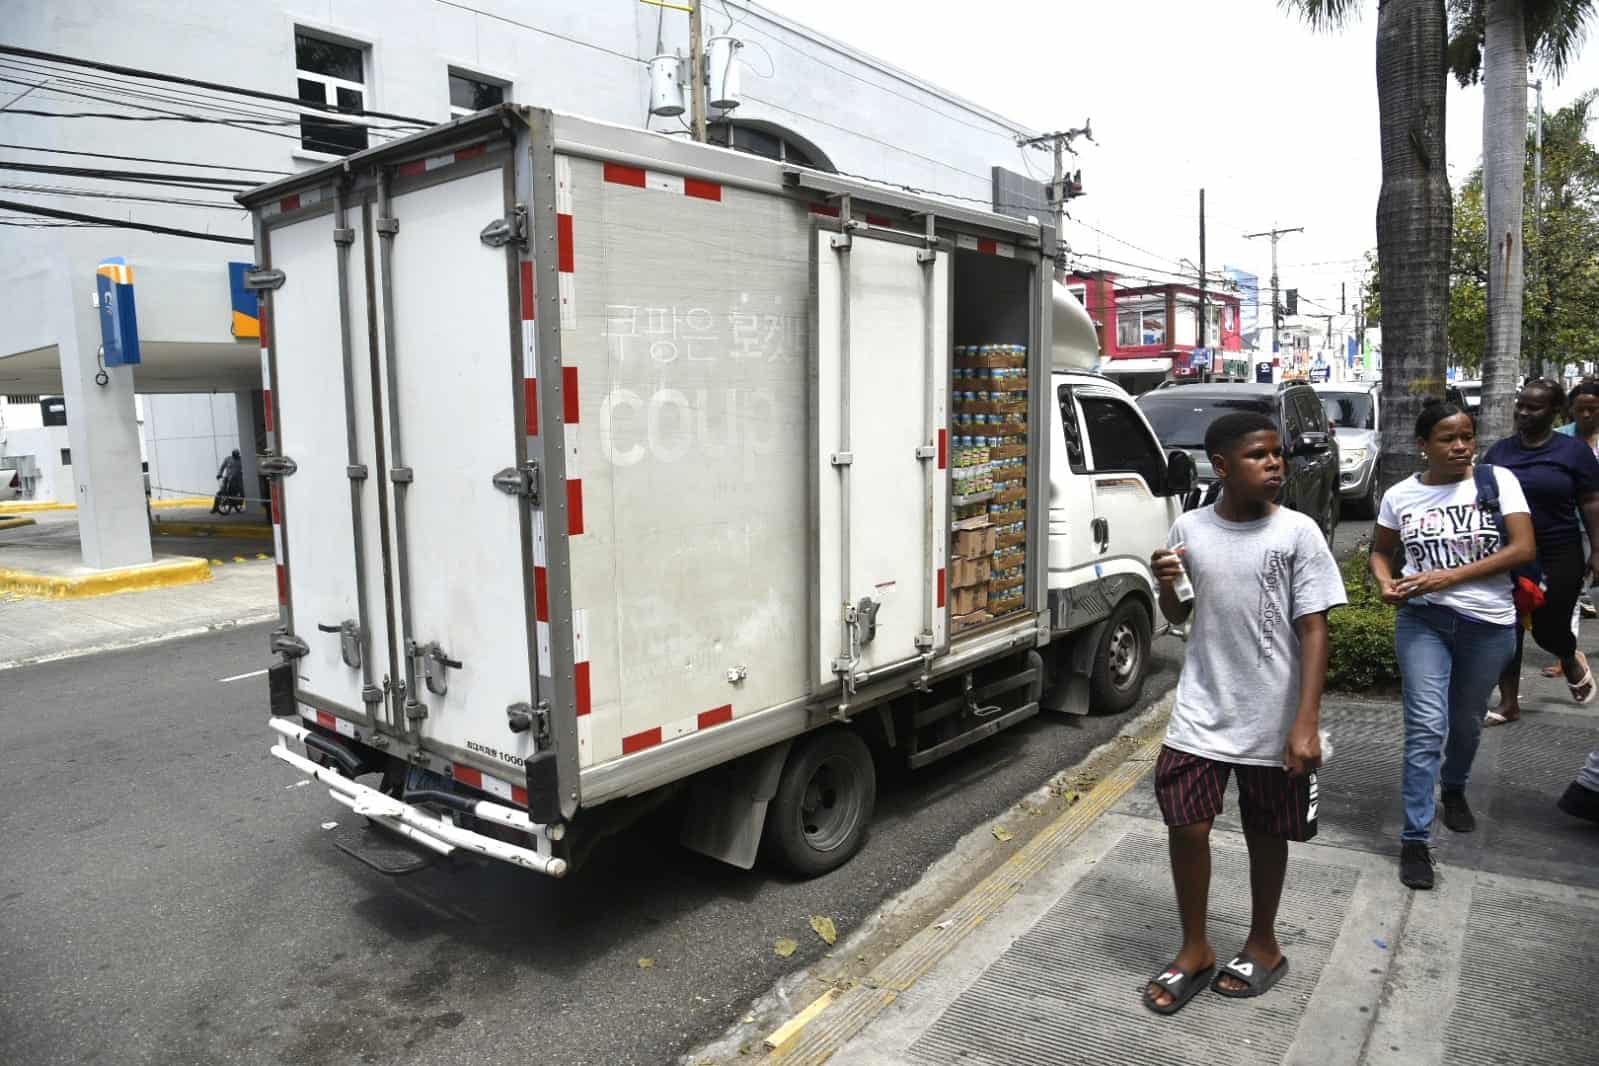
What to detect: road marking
<box><xmin>219</xmin><ymin>668</ymin><xmax>268</xmax><ymax>683</ymax></box>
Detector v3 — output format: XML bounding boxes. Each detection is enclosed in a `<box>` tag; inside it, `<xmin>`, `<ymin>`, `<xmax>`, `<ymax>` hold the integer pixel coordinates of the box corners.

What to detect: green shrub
<box><xmin>1326</xmin><ymin>549</ymin><xmax>1400</xmax><ymax>692</ymax></box>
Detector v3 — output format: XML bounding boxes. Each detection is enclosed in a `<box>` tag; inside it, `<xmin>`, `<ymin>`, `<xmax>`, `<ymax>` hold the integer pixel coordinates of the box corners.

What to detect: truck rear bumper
<box><xmin>268</xmin><ymin>719</ymin><xmax>568</xmax><ymax>877</ymax></box>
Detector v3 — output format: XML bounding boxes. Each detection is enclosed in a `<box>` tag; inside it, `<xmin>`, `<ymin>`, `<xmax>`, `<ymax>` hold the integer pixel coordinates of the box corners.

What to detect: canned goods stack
<box><xmin>950</xmin><ymin>343</ymin><xmax>1029</xmax><ymax>628</ymax></box>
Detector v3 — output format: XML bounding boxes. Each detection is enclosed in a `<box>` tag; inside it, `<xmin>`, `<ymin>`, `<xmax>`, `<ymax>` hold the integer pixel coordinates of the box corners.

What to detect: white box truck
<box><xmin>242</xmin><ymin>106</ymin><xmax>1196</xmax><ymax>878</ymax></box>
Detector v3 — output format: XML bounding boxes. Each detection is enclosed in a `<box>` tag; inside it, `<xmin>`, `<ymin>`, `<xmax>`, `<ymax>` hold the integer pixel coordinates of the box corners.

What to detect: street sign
<box><xmin>95</xmin><ymin>257</ymin><xmax>141</xmax><ymax>367</ymax></box>
<box><xmin>1190</xmin><ymin>348</ymin><xmax>1211</xmax><ymax>369</ymax></box>
<box><xmin>1256</xmin><ymin>361</ymin><xmax>1274</xmax><ymax>384</ymax></box>
<box><xmin>1310</xmin><ymin>365</ymin><xmax>1330</xmax><ymax>383</ymax></box>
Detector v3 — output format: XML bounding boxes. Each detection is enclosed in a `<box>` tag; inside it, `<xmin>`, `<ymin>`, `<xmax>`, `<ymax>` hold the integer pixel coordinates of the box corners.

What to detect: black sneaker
<box><xmin>1400</xmin><ymin>843</ymin><xmax>1435</xmax><ymax>889</ymax></box>
<box><xmin>1440</xmin><ymin>790</ymin><xmax>1476</xmax><ymax>833</ymax></box>
<box><xmin>1557</xmin><ymin>782</ymin><xmax>1599</xmax><ymax>824</ymax></box>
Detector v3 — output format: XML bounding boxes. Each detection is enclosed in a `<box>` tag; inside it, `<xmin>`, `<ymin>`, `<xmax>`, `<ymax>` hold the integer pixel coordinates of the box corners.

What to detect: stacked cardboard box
<box><xmin>951</xmin><ymin>343</ymin><xmax>1030</xmax><ymax>630</ymax></box>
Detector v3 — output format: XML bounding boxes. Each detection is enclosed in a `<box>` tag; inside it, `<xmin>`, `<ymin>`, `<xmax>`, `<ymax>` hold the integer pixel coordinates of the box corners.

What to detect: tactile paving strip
<box><xmin>906</xmin><ymin>831</ymin><xmax>1358</xmax><ymax>1066</ymax></box>
<box><xmin>1444</xmin><ymin>883</ymin><xmax>1599</xmax><ymax>1065</ymax></box>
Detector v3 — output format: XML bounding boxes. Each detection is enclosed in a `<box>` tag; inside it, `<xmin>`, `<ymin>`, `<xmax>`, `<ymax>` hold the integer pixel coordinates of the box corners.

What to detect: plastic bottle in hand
<box><xmin>1170</xmin><ymin>542</ymin><xmax>1194</xmax><ymax>603</ymax></box>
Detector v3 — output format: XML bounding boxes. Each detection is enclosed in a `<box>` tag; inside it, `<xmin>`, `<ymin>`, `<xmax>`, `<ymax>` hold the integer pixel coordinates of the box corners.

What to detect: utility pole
<box><xmin>1198</xmin><ymin>188</ymin><xmax>1208</xmax><ymax>382</ymax></box>
<box><xmin>1244</xmin><ymin>225</ymin><xmax>1304</xmax><ymax>361</ymax></box>
<box><xmin>1531</xmin><ymin>78</ymin><xmax>1544</xmax><ymax>374</ymax></box>
<box><xmin>689</xmin><ymin>0</ymin><xmax>707</xmax><ymax>142</ymax></box>
<box><xmin>1017</xmin><ymin>122</ymin><xmax>1093</xmax><ymax>274</ymax></box>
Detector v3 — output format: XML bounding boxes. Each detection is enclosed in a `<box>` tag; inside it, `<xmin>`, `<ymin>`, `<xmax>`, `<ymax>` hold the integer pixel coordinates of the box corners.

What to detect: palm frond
<box><xmin>1526</xmin><ymin>0</ymin><xmax>1599</xmax><ymax>79</ymax></box>
<box><xmin>1278</xmin><ymin>0</ymin><xmax>1363</xmax><ymax>31</ymax></box>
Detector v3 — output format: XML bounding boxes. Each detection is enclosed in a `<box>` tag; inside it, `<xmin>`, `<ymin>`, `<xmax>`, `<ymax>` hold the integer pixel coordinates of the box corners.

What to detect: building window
<box><xmin>295</xmin><ymin>32</ymin><xmax>369</xmax><ymax>156</ymax></box>
<box><xmin>60</xmin><ymin>448</ymin><xmax>71</xmax><ymax>466</ymax></box>
<box><xmin>1068</xmin><ymin>285</ymin><xmax>1087</xmax><ymax>306</ymax></box>
<box><xmin>1116</xmin><ymin>308</ymin><xmax>1166</xmax><ymax>348</ymax></box>
<box><xmin>449</xmin><ymin>71</ymin><xmax>505</xmax><ymax>118</ymax></box>
<box><xmin>707</xmin><ymin>120</ymin><xmax>833</xmax><ymax>171</ymax></box>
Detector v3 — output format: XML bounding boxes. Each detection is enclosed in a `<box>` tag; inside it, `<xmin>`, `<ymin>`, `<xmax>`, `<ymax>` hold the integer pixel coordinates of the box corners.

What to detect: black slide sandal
<box><xmin>1142</xmin><ymin>961</ymin><xmax>1216</xmax><ymax>1015</ymax></box>
<box><xmin>1211</xmin><ymin>950</ymin><xmax>1290</xmax><ymax>999</ymax></box>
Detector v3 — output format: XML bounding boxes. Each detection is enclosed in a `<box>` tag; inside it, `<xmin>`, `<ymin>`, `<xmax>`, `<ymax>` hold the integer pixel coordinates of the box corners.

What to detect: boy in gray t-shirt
<box><xmin>1141</xmin><ymin>412</ymin><xmax>1346</xmax><ymax>1016</ymax></box>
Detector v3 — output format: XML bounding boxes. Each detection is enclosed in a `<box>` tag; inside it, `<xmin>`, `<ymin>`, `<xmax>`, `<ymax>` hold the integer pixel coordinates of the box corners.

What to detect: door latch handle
<box><xmin>317</xmin><ymin>620</ymin><xmax>362</xmax><ymax>669</ymax></box>
<box><xmin>409</xmin><ymin>640</ymin><xmax>462</xmax><ymax>697</ymax></box>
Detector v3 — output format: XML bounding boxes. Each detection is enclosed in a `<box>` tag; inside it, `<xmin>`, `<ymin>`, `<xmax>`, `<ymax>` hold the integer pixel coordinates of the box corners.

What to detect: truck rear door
<box><xmin>813</xmin><ymin>226</ymin><xmax>950</xmax><ymax>690</ymax></box>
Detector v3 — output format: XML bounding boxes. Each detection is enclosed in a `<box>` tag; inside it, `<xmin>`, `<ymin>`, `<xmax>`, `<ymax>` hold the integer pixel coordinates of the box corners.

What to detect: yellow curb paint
<box><xmin>766</xmin><ymin>722</ymin><xmax>1170</xmax><ymax>1065</ymax></box>
<box><xmin>0</xmin><ymin>558</ymin><xmax>212</xmax><ymax>600</ymax></box>
<box><xmin>152</xmin><ymin>521</ymin><xmax>272</xmax><ymax>539</ymax></box>
<box><xmin>763</xmin><ymin>988</ymin><xmax>842</xmax><ymax>1052</ymax></box>
<box><xmin>0</xmin><ymin>516</ymin><xmax>38</xmax><ymax>530</ymax></box>
<box><xmin>211</xmin><ymin>559</ymin><xmax>225</xmax><ymax>566</ymax></box>
<box><xmin>0</xmin><ymin>496</ymin><xmax>212</xmax><ymax>513</ymax></box>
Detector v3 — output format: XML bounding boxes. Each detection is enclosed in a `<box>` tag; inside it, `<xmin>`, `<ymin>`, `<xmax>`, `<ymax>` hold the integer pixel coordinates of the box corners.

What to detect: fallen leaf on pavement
<box><xmin>809</xmin><ymin>916</ymin><xmax>837</xmax><ymax>945</ymax></box>
<box><xmin>638</xmin><ymin>957</ymin><xmax>655</xmax><ymax>969</ymax></box>
<box><xmin>992</xmin><ymin>825</ymin><xmax>1014</xmax><ymax>842</ymax></box>
<box><xmin>773</xmin><ymin>937</ymin><xmax>799</xmax><ymax>958</ymax></box>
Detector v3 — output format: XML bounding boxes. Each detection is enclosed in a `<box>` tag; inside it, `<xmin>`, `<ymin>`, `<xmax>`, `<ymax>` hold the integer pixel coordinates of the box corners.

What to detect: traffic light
<box><xmin>1284</xmin><ymin>289</ymin><xmax>1298</xmax><ymax>316</ymax></box>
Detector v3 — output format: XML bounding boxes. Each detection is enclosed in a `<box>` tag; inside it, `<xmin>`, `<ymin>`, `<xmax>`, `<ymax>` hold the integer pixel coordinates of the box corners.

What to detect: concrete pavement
<box><xmin>725</xmin><ymin>633</ymin><xmax>1598</xmax><ymax>1066</ymax></box>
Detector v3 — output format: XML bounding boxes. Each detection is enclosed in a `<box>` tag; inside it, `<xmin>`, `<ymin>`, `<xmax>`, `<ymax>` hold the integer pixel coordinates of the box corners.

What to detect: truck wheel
<box><xmin>764</xmin><ymin>727</ymin><xmax>876</xmax><ymax>878</ymax></box>
<box><xmin>1089</xmin><ymin>600</ymin><xmax>1151</xmax><ymax>714</ymax></box>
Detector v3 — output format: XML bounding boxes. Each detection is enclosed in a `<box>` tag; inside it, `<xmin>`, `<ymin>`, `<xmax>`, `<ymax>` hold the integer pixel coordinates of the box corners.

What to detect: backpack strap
<box><xmin>1474</xmin><ymin>462</ymin><xmax>1503</xmax><ymax>527</ymax></box>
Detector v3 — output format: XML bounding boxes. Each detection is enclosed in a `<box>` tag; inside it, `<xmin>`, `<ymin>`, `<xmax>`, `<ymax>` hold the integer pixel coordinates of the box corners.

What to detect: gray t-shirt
<box><xmin>1166</xmin><ymin>505</ymin><xmax>1347</xmax><ymax>766</ymax></box>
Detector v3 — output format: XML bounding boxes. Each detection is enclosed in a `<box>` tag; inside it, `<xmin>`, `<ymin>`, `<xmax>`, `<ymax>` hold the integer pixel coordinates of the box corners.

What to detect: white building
<box><xmin>1</xmin><ymin>1</ymin><xmax>1041</xmax><ymax>567</ymax></box>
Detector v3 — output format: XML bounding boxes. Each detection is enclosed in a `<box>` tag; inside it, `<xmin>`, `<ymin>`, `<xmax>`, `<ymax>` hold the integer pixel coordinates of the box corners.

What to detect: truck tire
<box><xmin>1089</xmin><ymin>599</ymin><xmax>1151</xmax><ymax>714</ymax></box>
<box><xmin>764</xmin><ymin>727</ymin><xmax>876</xmax><ymax>878</ymax></box>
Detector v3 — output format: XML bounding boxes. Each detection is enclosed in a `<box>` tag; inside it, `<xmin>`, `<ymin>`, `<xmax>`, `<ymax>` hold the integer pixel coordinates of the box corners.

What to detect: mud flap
<box><xmin>679</xmin><ymin>740</ymin><xmax>793</xmax><ymax>869</ymax></box>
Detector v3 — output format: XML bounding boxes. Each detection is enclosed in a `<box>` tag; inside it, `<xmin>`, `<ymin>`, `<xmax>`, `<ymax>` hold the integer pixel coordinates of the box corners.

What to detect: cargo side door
<box><xmin>375</xmin><ymin>160</ymin><xmax>539</xmax><ymax>769</ymax></box>
<box><xmin>1048</xmin><ymin>380</ymin><xmax>1103</xmax><ymax>591</ymax></box>
<box><xmin>813</xmin><ymin>227</ymin><xmax>949</xmax><ymax>691</ymax></box>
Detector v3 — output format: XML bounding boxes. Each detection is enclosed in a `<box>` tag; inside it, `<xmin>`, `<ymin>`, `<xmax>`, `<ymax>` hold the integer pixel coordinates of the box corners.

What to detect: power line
<box><xmin>0</xmin><ymin>142</ymin><xmax>290</xmax><ymax>176</ymax></box>
<box><xmin>0</xmin><ymin>161</ymin><xmax>257</xmax><ymax>188</ymax></box>
<box><xmin>0</xmin><ymin>108</ymin><xmax>394</xmax><ymax>156</ymax></box>
<box><xmin>0</xmin><ymin>43</ymin><xmax>431</xmax><ymax>126</ymax></box>
<box><xmin>0</xmin><ymin>182</ymin><xmax>243</xmax><ymax>211</ymax></box>
<box><xmin>0</xmin><ymin>199</ymin><xmax>250</xmax><ymax>244</ymax></box>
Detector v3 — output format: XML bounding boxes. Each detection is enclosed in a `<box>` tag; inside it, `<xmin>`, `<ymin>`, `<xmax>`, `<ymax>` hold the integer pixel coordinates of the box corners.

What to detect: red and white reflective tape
<box><xmin>622</xmin><ymin>703</ymin><xmax>734</xmax><ymax>756</ymax></box>
<box><xmin>555</xmin><ymin>156</ymin><xmax>576</xmax><ymax>330</ymax></box>
<box><xmin>602</xmin><ymin>162</ymin><xmax>722</xmax><ymax>202</ymax></box>
<box><xmin>395</xmin><ymin>143</ymin><xmax>488</xmax><ymax>179</ymax></box>
<box><xmin>573</xmin><ymin>608</ymin><xmax>591</xmax><ymax>718</ymax></box>
<box><xmin>451</xmin><ymin>762</ymin><xmax>528</xmax><ymax>808</ymax></box>
<box><xmin>301</xmin><ymin>704</ymin><xmax>356</xmax><ymax>739</ymax></box>
<box><xmin>520</xmin><ymin>260</ymin><xmax>538</xmax><ymax>436</ymax></box>
<box><xmin>532</xmin><ymin>509</ymin><xmax>552</xmax><ymax>677</ymax></box>
<box><xmin>955</xmin><ymin>234</ymin><xmax>1016</xmax><ymax>258</ymax></box>
<box><xmin>260</xmin><ymin>185</ymin><xmax>326</xmax><ymax>219</ymax></box>
<box><xmin>564</xmin><ymin>378</ymin><xmax>583</xmax><ymax>536</ymax></box>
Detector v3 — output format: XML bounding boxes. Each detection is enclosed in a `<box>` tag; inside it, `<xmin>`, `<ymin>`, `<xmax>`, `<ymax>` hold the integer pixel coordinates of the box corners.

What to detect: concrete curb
<box><xmin>152</xmin><ymin>521</ymin><xmax>273</xmax><ymax>539</ymax></box>
<box><xmin>0</xmin><ymin>610</ymin><xmax>279</xmax><ymax>672</ymax></box>
<box><xmin>0</xmin><ymin>557</ymin><xmax>213</xmax><ymax>599</ymax></box>
<box><xmin>0</xmin><ymin>516</ymin><xmax>37</xmax><ymax>531</ymax></box>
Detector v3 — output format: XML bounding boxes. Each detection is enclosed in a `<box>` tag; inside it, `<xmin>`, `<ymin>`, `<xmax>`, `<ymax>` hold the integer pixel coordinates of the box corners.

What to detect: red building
<box><xmin>1065</xmin><ymin>272</ymin><xmax>1246</xmax><ymax>385</ymax></box>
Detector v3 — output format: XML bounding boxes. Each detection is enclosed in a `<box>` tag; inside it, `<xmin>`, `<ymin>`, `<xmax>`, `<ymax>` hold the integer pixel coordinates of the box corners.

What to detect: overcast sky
<box><xmin>761</xmin><ymin>0</ymin><xmax>1599</xmax><ymax>318</ymax></box>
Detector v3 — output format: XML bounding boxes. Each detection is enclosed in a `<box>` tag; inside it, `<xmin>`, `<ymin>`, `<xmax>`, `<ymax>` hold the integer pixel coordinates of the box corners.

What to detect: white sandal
<box><xmin>1569</xmin><ymin>669</ymin><xmax>1596</xmax><ymax>705</ymax></box>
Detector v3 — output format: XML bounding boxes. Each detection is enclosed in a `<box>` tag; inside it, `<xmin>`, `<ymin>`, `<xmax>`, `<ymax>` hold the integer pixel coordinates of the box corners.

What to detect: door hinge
<box><xmin>480</xmin><ymin>206</ymin><xmax>528</xmax><ymax>249</ymax></box>
<box><xmin>243</xmin><ymin>268</ymin><xmax>285</xmax><ymax>291</ymax></box>
<box><xmin>259</xmin><ymin>454</ymin><xmax>298</xmax><ymax>478</ymax></box>
<box><xmin>506</xmin><ymin>699</ymin><xmax>550</xmax><ymax>742</ymax></box>
<box><xmin>270</xmin><ymin>628</ymin><xmax>309</xmax><ymax>659</ymax></box>
<box><xmin>492</xmin><ymin>461</ymin><xmax>541</xmax><ymax>503</ymax></box>
<box><xmin>915</xmin><ymin>444</ymin><xmax>937</xmax><ymax>460</ymax></box>
<box><xmin>830</xmin><ymin>452</ymin><xmax>854</xmax><ymax>467</ymax></box>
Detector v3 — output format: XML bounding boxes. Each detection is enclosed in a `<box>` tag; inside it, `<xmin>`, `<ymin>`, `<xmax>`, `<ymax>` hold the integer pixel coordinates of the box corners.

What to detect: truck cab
<box><xmin>1045</xmin><ymin>286</ymin><xmax>1193</xmax><ymax>714</ymax></box>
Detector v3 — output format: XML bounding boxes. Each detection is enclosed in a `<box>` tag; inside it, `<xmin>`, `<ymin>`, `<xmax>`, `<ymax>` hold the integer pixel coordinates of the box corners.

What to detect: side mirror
<box><xmin>1165</xmin><ymin>449</ymin><xmax>1197</xmax><ymax>499</ymax></box>
<box><xmin>1293</xmin><ymin>431</ymin><xmax>1331</xmax><ymax>456</ymax></box>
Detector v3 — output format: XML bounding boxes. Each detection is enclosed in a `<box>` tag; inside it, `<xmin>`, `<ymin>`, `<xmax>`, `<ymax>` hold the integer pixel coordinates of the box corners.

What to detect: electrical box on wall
<box><xmin>648</xmin><ymin>54</ymin><xmax>684</xmax><ymax>117</ymax></box>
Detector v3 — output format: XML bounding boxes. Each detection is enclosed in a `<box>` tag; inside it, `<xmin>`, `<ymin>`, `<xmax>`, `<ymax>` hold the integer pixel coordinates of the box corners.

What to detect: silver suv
<box><xmin>1314</xmin><ymin>382</ymin><xmax>1380</xmax><ymax>516</ymax></box>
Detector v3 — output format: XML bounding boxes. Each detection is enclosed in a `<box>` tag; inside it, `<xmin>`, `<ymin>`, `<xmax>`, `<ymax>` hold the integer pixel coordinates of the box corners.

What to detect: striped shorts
<box><xmin>1154</xmin><ymin>745</ymin><xmax>1319</xmax><ymax>842</ymax></box>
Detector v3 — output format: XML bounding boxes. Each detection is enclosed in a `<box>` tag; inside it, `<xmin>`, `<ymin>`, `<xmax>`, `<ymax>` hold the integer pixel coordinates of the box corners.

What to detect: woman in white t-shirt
<box><xmin>1370</xmin><ymin>402</ymin><xmax>1537</xmax><ymax>890</ymax></box>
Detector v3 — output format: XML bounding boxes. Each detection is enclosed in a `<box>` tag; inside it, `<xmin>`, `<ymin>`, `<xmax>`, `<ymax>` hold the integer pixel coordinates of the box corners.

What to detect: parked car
<box><xmin>1315</xmin><ymin>381</ymin><xmax>1382</xmax><ymax>516</ymax></box>
<box><xmin>1136</xmin><ymin>381</ymin><xmax>1341</xmax><ymax>542</ymax></box>
<box><xmin>1451</xmin><ymin>378</ymin><xmax>1482</xmax><ymax>413</ymax></box>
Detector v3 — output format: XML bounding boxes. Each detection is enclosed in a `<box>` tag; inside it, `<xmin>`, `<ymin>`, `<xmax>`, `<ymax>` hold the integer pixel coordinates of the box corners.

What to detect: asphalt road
<box><xmin>0</xmin><ymin>623</ymin><xmax>1181</xmax><ymax>1066</ymax></box>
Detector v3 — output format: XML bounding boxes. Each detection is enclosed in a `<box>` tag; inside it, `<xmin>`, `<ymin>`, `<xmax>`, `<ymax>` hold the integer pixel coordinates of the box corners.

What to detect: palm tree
<box><xmin>1448</xmin><ymin>0</ymin><xmax>1598</xmax><ymax>444</ymax></box>
<box><xmin>1286</xmin><ymin>1</ymin><xmax>1453</xmax><ymax>495</ymax></box>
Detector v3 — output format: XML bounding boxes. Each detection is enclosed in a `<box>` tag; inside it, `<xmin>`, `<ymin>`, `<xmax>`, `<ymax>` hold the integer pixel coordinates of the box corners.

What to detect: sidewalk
<box><xmin>0</xmin><ymin>509</ymin><xmax>275</xmax><ymax>668</ymax></box>
<box><xmin>750</xmin><ymin>644</ymin><xmax>1599</xmax><ymax>1066</ymax></box>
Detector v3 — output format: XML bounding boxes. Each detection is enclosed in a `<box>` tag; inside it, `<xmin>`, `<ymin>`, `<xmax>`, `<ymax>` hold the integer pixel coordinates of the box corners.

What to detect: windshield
<box><xmin>1136</xmin><ymin>394</ymin><xmax>1275</xmax><ymax>449</ymax></box>
<box><xmin>1321</xmin><ymin>393</ymin><xmax>1375</xmax><ymax>430</ymax></box>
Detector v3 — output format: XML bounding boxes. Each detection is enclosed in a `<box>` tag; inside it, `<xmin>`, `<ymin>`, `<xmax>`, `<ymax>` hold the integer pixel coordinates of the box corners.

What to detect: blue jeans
<box><xmin>1395</xmin><ymin>603</ymin><xmax>1517</xmax><ymax>844</ymax></box>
